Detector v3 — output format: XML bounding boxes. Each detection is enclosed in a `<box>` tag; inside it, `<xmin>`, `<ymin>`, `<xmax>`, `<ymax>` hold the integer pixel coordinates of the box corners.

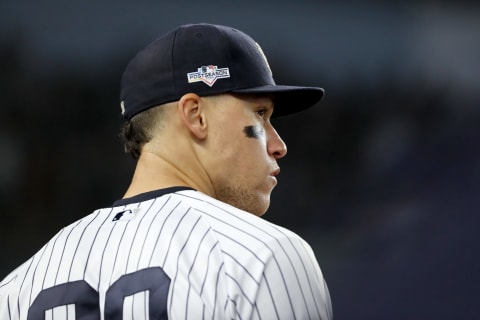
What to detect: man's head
<box><xmin>119</xmin><ymin>23</ymin><xmax>324</xmax><ymax>215</ymax></box>
<box><xmin>121</xmin><ymin>93</ymin><xmax>286</xmax><ymax>215</ymax></box>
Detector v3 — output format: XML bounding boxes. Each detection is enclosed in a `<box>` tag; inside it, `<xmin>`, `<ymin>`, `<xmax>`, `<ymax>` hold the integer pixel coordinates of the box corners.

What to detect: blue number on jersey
<box><xmin>28</xmin><ymin>267</ymin><xmax>170</xmax><ymax>319</ymax></box>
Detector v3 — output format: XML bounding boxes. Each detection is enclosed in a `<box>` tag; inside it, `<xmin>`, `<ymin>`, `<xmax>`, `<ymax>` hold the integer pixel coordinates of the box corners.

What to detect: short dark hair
<box><xmin>119</xmin><ymin>105</ymin><xmax>165</xmax><ymax>159</ymax></box>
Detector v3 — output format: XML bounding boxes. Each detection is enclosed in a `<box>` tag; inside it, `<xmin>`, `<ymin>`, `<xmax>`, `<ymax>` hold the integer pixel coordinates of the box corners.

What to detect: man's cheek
<box><xmin>243</xmin><ymin>125</ymin><xmax>265</xmax><ymax>139</ymax></box>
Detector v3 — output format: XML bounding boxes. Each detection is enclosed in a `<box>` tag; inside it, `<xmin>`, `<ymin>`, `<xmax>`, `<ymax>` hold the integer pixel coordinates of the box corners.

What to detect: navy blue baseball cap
<box><xmin>120</xmin><ymin>23</ymin><xmax>324</xmax><ymax>120</ymax></box>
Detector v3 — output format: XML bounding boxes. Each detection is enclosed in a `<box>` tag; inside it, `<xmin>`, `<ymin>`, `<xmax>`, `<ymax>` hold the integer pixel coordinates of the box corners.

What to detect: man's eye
<box><xmin>257</xmin><ymin>108</ymin><xmax>267</xmax><ymax>118</ymax></box>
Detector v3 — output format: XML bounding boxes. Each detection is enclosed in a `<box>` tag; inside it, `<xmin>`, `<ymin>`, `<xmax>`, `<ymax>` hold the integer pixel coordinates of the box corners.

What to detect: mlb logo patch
<box><xmin>112</xmin><ymin>208</ymin><xmax>139</xmax><ymax>221</ymax></box>
<box><xmin>187</xmin><ymin>65</ymin><xmax>230</xmax><ymax>87</ymax></box>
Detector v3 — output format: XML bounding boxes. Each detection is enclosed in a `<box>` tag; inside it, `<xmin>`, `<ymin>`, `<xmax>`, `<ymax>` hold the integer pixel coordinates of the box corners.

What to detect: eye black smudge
<box><xmin>243</xmin><ymin>125</ymin><xmax>263</xmax><ymax>139</ymax></box>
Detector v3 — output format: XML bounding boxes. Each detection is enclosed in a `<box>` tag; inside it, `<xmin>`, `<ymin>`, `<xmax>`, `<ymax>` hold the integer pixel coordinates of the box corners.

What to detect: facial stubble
<box><xmin>215</xmin><ymin>125</ymin><xmax>270</xmax><ymax>216</ymax></box>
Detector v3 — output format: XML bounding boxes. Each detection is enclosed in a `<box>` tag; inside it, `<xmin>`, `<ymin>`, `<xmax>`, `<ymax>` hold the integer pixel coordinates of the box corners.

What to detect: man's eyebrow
<box><xmin>258</xmin><ymin>97</ymin><xmax>275</xmax><ymax>110</ymax></box>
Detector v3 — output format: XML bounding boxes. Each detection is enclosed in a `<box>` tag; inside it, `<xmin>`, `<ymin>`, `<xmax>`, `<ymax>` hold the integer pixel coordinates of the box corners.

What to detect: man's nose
<box><xmin>267</xmin><ymin>127</ymin><xmax>287</xmax><ymax>160</ymax></box>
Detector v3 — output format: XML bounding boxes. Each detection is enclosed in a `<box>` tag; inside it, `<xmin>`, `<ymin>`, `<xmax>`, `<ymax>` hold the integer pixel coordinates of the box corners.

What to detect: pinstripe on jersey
<box><xmin>0</xmin><ymin>187</ymin><xmax>332</xmax><ymax>319</ymax></box>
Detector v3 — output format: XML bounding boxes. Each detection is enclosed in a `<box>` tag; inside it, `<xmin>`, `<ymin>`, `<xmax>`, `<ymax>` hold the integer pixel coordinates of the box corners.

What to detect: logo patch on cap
<box><xmin>187</xmin><ymin>65</ymin><xmax>230</xmax><ymax>87</ymax></box>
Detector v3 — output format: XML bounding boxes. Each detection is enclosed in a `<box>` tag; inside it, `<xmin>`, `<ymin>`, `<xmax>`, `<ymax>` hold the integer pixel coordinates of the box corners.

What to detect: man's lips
<box><xmin>270</xmin><ymin>168</ymin><xmax>280</xmax><ymax>186</ymax></box>
<box><xmin>270</xmin><ymin>168</ymin><xmax>281</xmax><ymax>177</ymax></box>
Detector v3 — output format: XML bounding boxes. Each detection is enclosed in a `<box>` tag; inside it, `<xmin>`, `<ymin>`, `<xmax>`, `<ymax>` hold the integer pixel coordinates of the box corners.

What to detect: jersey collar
<box><xmin>112</xmin><ymin>186</ymin><xmax>195</xmax><ymax>207</ymax></box>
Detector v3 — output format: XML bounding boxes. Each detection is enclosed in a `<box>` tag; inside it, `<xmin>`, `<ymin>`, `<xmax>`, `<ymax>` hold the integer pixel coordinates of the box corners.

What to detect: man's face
<box><xmin>204</xmin><ymin>94</ymin><xmax>287</xmax><ymax>216</ymax></box>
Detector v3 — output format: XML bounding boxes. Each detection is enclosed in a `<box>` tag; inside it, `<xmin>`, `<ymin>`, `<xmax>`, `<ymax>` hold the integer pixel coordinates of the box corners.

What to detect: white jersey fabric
<box><xmin>0</xmin><ymin>187</ymin><xmax>332</xmax><ymax>319</ymax></box>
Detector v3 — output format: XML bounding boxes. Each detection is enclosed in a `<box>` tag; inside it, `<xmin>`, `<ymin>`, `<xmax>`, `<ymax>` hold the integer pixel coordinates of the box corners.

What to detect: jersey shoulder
<box><xmin>175</xmin><ymin>189</ymin><xmax>308</xmax><ymax>243</ymax></box>
<box><xmin>173</xmin><ymin>190</ymin><xmax>332</xmax><ymax>319</ymax></box>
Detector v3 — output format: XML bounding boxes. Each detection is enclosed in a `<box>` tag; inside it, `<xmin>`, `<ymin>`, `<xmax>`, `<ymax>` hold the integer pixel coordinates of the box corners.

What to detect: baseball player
<box><xmin>0</xmin><ymin>23</ymin><xmax>332</xmax><ymax>319</ymax></box>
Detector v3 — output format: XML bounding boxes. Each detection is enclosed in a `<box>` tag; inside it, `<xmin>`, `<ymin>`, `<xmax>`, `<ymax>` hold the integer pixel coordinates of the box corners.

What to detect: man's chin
<box><xmin>246</xmin><ymin>196</ymin><xmax>271</xmax><ymax>217</ymax></box>
<box><xmin>215</xmin><ymin>187</ymin><xmax>271</xmax><ymax>216</ymax></box>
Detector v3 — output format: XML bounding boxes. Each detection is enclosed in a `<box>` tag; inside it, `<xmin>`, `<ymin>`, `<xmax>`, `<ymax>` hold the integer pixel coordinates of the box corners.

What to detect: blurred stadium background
<box><xmin>1</xmin><ymin>1</ymin><xmax>479</xmax><ymax>318</ymax></box>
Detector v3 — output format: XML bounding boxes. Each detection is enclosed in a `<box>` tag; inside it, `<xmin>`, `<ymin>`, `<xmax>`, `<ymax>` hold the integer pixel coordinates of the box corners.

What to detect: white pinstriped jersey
<box><xmin>0</xmin><ymin>187</ymin><xmax>332</xmax><ymax>319</ymax></box>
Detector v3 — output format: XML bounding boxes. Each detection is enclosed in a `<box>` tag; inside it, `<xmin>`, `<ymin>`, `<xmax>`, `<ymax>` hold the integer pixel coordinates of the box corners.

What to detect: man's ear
<box><xmin>178</xmin><ymin>93</ymin><xmax>208</xmax><ymax>140</ymax></box>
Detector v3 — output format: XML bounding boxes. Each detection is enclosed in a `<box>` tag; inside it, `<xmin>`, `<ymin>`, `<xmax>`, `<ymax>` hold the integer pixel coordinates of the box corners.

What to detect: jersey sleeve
<box><xmin>0</xmin><ymin>261</ymin><xmax>28</xmax><ymax>320</ymax></box>
<box><xmin>250</xmin><ymin>233</ymin><xmax>332</xmax><ymax>320</ymax></box>
<box><xmin>0</xmin><ymin>275</ymin><xmax>14</xmax><ymax>319</ymax></box>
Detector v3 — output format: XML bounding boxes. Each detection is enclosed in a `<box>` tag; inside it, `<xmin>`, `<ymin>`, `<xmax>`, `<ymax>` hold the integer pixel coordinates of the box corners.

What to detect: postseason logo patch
<box><xmin>187</xmin><ymin>65</ymin><xmax>230</xmax><ymax>87</ymax></box>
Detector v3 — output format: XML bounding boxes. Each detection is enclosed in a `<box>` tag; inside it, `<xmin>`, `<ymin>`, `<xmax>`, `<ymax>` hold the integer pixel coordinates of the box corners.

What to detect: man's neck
<box><xmin>123</xmin><ymin>151</ymin><xmax>214</xmax><ymax>199</ymax></box>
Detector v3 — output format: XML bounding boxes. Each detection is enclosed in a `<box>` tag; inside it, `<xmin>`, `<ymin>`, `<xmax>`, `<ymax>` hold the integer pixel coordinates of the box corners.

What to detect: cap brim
<box><xmin>231</xmin><ymin>84</ymin><xmax>324</xmax><ymax>117</ymax></box>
